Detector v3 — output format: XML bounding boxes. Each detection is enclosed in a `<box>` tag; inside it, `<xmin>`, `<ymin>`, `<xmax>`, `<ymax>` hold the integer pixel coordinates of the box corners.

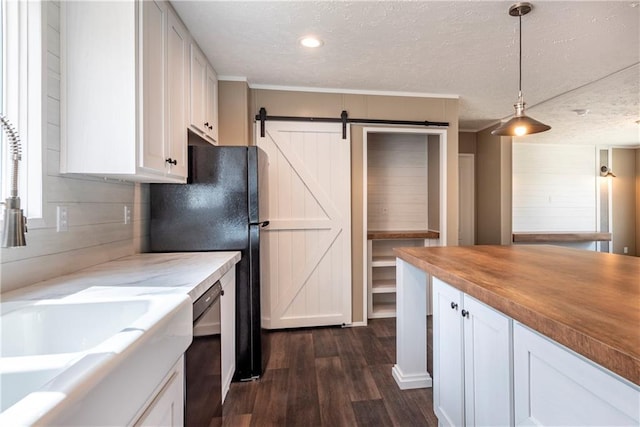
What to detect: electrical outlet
<box><xmin>124</xmin><ymin>205</ymin><xmax>131</xmax><ymax>225</ymax></box>
<box><xmin>57</xmin><ymin>206</ymin><xmax>68</xmax><ymax>232</ymax></box>
<box><xmin>623</xmin><ymin>246</ymin><xmax>628</xmax><ymax>254</ymax></box>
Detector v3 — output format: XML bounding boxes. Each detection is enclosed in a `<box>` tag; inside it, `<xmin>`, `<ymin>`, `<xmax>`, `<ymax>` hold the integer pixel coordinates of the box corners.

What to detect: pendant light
<box><xmin>492</xmin><ymin>2</ymin><xmax>551</xmax><ymax>137</ymax></box>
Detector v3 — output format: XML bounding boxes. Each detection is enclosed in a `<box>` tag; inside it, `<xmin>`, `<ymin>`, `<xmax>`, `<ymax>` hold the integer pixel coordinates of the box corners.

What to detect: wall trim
<box><xmin>218</xmin><ymin>75</ymin><xmax>248</xmax><ymax>82</ymax></box>
<box><xmin>248</xmin><ymin>83</ymin><xmax>460</xmax><ymax>100</ymax></box>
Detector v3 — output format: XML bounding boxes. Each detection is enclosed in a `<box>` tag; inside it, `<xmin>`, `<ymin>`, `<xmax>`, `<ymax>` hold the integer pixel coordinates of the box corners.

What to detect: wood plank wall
<box><xmin>0</xmin><ymin>1</ymin><xmax>149</xmax><ymax>294</ymax></box>
<box><xmin>512</xmin><ymin>143</ymin><xmax>596</xmax><ymax>250</ymax></box>
<box><xmin>367</xmin><ymin>133</ymin><xmax>428</xmax><ymax>231</ymax></box>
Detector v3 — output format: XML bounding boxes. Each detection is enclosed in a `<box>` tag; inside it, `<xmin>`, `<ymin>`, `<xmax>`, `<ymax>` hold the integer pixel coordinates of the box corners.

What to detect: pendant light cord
<box><xmin>518</xmin><ymin>13</ymin><xmax>522</xmax><ymax>96</ymax></box>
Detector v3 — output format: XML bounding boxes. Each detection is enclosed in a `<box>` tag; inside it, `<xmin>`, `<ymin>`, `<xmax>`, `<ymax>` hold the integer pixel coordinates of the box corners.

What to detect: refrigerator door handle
<box><xmin>249</xmin><ymin>221</ymin><xmax>270</xmax><ymax>228</ymax></box>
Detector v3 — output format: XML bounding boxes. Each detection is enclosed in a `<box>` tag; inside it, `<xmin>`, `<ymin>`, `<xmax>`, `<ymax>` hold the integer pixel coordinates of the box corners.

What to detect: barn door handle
<box><xmin>250</xmin><ymin>221</ymin><xmax>270</xmax><ymax>228</ymax></box>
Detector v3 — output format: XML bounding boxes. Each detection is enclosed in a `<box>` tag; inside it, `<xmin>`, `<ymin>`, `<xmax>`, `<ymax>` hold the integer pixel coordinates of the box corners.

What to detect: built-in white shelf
<box><xmin>371</xmin><ymin>279</ymin><xmax>396</xmax><ymax>294</ymax></box>
<box><xmin>371</xmin><ymin>256</ymin><xmax>396</xmax><ymax>268</ymax></box>
<box><xmin>367</xmin><ymin>235</ymin><xmax>440</xmax><ymax>320</ymax></box>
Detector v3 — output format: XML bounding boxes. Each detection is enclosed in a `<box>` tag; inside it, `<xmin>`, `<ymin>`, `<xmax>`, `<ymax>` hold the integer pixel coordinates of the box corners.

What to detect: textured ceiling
<box><xmin>172</xmin><ymin>1</ymin><xmax>640</xmax><ymax>146</ymax></box>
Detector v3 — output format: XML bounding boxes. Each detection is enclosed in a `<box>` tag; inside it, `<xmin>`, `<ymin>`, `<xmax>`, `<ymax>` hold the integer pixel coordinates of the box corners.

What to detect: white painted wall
<box><xmin>512</xmin><ymin>143</ymin><xmax>597</xmax><ymax>250</ymax></box>
<box><xmin>367</xmin><ymin>133</ymin><xmax>429</xmax><ymax>231</ymax></box>
<box><xmin>0</xmin><ymin>2</ymin><xmax>149</xmax><ymax>294</ymax></box>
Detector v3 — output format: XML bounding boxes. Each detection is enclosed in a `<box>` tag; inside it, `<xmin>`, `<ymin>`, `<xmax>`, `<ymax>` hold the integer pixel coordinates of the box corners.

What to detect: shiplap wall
<box><xmin>367</xmin><ymin>133</ymin><xmax>428</xmax><ymax>230</ymax></box>
<box><xmin>0</xmin><ymin>1</ymin><xmax>149</xmax><ymax>294</ymax></box>
<box><xmin>512</xmin><ymin>143</ymin><xmax>597</xmax><ymax>250</ymax></box>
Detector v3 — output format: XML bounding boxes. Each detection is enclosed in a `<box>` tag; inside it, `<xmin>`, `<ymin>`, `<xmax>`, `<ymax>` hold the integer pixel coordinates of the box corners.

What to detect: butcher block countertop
<box><xmin>393</xmin><ymin>245</ymin><xmax>640</xmax><ymax>385</ymax></box>
<box><xmin>367</xmin><ymin>230</ymin><xmax>440</xmax><ymax>240</ymax></box>
<box><xmin>512</xmin><ymin>231</ymin><xmax>612</xmax><ymax>243</ymax></box>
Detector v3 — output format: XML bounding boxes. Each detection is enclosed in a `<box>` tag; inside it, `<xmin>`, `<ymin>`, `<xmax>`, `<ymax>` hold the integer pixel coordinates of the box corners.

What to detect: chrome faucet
<box><xmin>1</xmin><ymin>114</ymin><xmax>27</xmax><ymax>247</ymax></box>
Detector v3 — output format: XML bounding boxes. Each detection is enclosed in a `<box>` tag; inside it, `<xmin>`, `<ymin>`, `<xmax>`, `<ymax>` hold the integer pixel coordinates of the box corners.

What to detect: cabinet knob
<box><xmin>204</xmin><ymin>122</ymin><xmax>210</xmax><ymax>127</ymax></box>
<box><xmin>165</xmin><ymin>158</ymin><xmax>177</xmax><ymax>165</ymax></box>
<box><xmin>208</xmin><ymin>125</ymin><xmax>213</xmax><ymax>130</ymax></box>
<box><xmin>450</xmin><ymin>302</ymin><xmax>458</xmax><ymax>310</ymax></box>
<box><xmin>461</xmin><ymin>309</ymin><xmax>469</xmax><ymax>318</ymax></box>
<box><xmin>221</xmin><ymin>289</ymin><xmax>225</xmax><ymax>296</ymax></box>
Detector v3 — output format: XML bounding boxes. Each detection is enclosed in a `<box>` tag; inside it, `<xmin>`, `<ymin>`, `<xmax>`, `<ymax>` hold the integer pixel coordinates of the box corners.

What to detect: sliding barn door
<box><xmin>258</xmin><ymin>121</ymin><xmax>351</xmax><ymax>329</ymax></box>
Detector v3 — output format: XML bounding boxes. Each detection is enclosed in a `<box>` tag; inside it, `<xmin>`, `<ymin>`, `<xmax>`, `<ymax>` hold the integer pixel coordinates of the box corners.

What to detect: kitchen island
<box><xmin>392</xmin><ymin>245</ymin><xmax>639</xmax><ymax>425</ymax></box>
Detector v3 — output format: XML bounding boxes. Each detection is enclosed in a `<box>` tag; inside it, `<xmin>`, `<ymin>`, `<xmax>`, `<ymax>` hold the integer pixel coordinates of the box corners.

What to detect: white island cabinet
<box><xmin>432</xmin><ymin>278</ymin><xmax>512</xmax><ymax>427</ymax></box>
<box><xmin>393</xmin><ymin>246</ymin><xmax>640</xmax><ymax>427</ymax></box>
<box><xmin>514</xmin><ymin>323</ymin><xmax>640</xmax><ymax>426</ymax></box>
<box><xmin>62</xmin><ymin>0</ymin><xmax>191</xmax><ymax>182</ymax></box>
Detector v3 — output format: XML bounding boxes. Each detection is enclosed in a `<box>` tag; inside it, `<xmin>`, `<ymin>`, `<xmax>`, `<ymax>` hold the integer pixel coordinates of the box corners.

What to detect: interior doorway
<box><xmin>458</xmin><ymin>154</ymin><xmax>475</xmax><ymax>245</ymax></box>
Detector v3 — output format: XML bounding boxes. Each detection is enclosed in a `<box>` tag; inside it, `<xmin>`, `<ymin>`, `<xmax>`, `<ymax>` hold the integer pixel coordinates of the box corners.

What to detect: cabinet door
<box><xmin>462</xmin><ymin>295</ymin><xmax>513</xmax><ymax>427</ymax></box>
<box><xmin>205</xmin><ymin>64</ymin><xmax>219</xmax><ymax>143</ymax></box>
<box><xmin>140</xmin><ymin>0</ymin><xmax>167</xmax><ymax>174</ymax></box>
<box><xmin>220</xmin><ymin>268</ymin><xmax>236</xmax><ymax>403</ymax></box>
<box><xmin>514</xmin><ymin>323</ymin><xmax>640</xmax><ymax>426</ymax></box>
<box><xmin>189</xmin><ymin>44</ymin><xmax>207</xmax><ymax>134</ymax></box>
<box><xmin>432</xmin><ymin>278</ymin><xmax>464</xmax><ymax>427</ymax></box>
<box><xmin>134</xmin><ymin>359</ymin><xmax>184</xmax><ymax>427</ymax></box>
<box><xmin>165</xmin><ymin>9</ymin><xmax>188</xmax><ymax>179</ymax></box>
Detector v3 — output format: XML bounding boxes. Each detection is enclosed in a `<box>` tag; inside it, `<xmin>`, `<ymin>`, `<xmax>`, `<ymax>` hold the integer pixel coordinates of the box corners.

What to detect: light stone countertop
<box><xmin>2</xmin><ymin>251</ymin><xmax>241</xmax><ymax>304</ymax></box>
<box><xmin>0</xmin><ymin>251</ymin><xmax>241</xmax><ymax>425</ymax></box>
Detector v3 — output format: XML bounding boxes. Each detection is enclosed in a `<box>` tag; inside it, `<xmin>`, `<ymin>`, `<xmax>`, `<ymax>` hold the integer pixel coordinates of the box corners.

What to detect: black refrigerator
<box><xmin>150</xmin><ymin>144</ymin><xmax>269</xmax><ymax>381</ymax></box>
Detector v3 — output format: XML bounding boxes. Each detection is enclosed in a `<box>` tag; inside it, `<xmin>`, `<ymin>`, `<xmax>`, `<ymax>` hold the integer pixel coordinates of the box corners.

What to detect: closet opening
<box><xmin>362</xmin><ymin>127</ymin><xmax>447</xmax><ymax>322</ymax></box>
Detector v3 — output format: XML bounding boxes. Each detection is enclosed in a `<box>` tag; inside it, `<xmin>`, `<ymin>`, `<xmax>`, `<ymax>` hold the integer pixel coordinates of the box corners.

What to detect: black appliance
<box><xmin>186</xmin><ymin>281</ymin><xmax>222</xmax><ymax>426</ymax></box>
<box><xmin>150</xmin><ymin>144</ymin><xmax>269</xmax><ymax>381</ymax></box>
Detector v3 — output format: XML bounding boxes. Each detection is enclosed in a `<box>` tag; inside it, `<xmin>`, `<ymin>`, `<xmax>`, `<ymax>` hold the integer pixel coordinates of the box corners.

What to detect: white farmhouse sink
<box><xmin>0</xmin><ymin>354</ymin><xmax>79</xmax><ymax>413</ymax></box>
<box><xmin>1</xmin><ymin>300</ymin><xmax>151</xmax><ymax>357</ymax></box>
<box><xmin>0</xmin><ymin>295</ymin><xmax>192</xmax><ymax>426</ymax></box>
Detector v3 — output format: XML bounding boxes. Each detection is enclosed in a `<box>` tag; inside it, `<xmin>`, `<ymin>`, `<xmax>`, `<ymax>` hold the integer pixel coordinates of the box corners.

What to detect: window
<box><xmin>1</xmin><ymin>0</ymin><xmax>44</xmax><ymax>222</ymax></box>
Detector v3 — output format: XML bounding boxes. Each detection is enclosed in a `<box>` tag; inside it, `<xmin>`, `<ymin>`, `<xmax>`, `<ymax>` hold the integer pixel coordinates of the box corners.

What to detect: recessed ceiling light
<box><xmin>299</xmin><ymin>36</ymin><xmax>323</xmax><ymax>48</ymax></box>
<box><xmin>572</xmin><ymin>109</ymin><xmax>589</xmax><ymax>117</ymax></box>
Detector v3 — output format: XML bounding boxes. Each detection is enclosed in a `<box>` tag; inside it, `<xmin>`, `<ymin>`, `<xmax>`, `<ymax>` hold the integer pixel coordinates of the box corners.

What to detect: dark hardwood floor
<box><xmin>220</xmin><ymin>317</ymin><xmax>436</xmax><ymax>427</ymax></box>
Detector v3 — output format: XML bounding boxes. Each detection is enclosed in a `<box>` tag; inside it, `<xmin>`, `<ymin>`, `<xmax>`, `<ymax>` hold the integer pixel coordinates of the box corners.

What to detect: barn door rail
<box><xmin>255</xmin><ymin>107</ymin><xmax>449</xmax><ymax>140</ymax></box>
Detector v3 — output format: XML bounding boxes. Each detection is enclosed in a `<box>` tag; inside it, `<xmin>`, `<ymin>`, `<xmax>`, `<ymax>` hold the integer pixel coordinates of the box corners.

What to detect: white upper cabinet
<box><xmin>205</xmin><ymin>64</ymin><xmax>219</xmax><ymax>142</ymax></box>
<box><xmin>140</xmin><ymin>0</ymin><xmax>167</xmax><ymax>175</ymax></box>
<box><xmin>165</xmin><ymin>8</ymin><xmax>189</xmax><ymax>179</ymax></box>
<box><xmin>62</xmin><ymin>0</ymin><xmax>190</xmax><ymax>182</ymax></box>
<box><xmin>189</xmin><ymin>44</ymin><xmax>207</xmax><ymax>136</ymax></box>
<box><xmin>189</xmin><ymin>43</ymin><xmax>218</xmax><ymax>144</ymax></box>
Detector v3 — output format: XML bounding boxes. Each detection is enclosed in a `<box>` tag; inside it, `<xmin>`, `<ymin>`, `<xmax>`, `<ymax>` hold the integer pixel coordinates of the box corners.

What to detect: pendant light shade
<box><xmin>492</xmin><ymin>2</ymin><xmax>551</xmax><ymax>137</ymax></box>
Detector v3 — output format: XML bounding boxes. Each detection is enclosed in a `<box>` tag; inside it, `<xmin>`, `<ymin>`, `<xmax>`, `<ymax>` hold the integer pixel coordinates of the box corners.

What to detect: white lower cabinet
<box><xmin>433</xmin><ymin>277</ymin><xmax>512</xmax><ymax>427</ymax></box>
<box><xmin>133</xmin><ymin>356</ymin><xmax>184</xmax><ymax>427</ymax></box>
<box><xmin>514</xmin><ymin>323</ymin><xmax>640</xmax><ymax>426</ymax></box>
<box><xmin>220</xmin><ymin>267</ymin><xmax>236</xmax><ymax>403</ymax></box>
<box><xmin>433</xmin><ymin>277</ymin><xmax>640</xmax><ymax>427</ymax></box>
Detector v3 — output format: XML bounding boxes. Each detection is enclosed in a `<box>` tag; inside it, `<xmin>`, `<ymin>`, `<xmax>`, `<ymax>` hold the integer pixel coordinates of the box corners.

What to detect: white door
<box><xmin>458</xmin><ymin>154</ymin><xmax>475</xmax><ymax>245</ymax></box>
<box><xmin>257</xmin><ymin>121</ymin><xmax>351</xmax><ymax>329</ymax></box>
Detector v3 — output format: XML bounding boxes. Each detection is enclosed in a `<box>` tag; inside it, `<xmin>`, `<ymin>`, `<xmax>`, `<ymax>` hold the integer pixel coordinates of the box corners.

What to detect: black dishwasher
<box><xmin>185</xmin><ymin>281</ymin><xmax>222</xmax><ymax>427</ymax></box>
